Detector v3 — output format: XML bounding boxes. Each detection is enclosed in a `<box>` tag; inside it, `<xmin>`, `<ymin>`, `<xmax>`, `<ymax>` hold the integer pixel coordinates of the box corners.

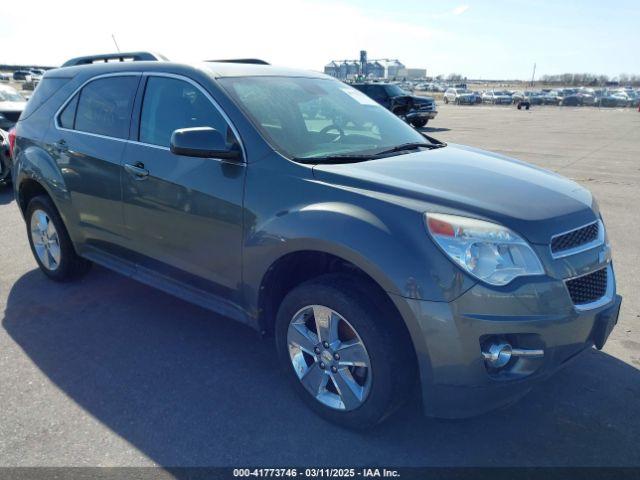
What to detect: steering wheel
<box><xmin>319</xmin><ymin>124</ymin><xmax>345</xmax><ymax>142</ymax></box>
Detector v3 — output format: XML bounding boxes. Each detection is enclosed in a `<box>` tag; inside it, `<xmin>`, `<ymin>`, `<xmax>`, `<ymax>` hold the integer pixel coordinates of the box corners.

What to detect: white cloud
<box><xmin>451</xmin><ymin>5</ymin><xmax>470</xmax><ymax>15</ymax></box>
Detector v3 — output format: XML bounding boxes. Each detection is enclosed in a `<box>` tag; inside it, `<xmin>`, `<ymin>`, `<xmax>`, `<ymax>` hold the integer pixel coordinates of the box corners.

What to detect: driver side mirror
<box><xmin>170</xmin><ymin>127</ymin><xmax>242</xmax><ymax>161</ymax></box>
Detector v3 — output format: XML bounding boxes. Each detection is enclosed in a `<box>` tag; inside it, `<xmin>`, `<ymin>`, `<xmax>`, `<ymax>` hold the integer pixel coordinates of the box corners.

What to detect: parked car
<box><xmin>511</xmin><ymin>91</ymin><xmax>544</xmax><ymax>106</ymax></box>
<box><xmin>556</xmin><ymin>89</ymin><xmax>581</xmax><ymax>106</ymax></box>
<box><xmin>611</xmin><ymin>90</ymin><xmax>640</xmax><ymax>107</ymax></box>
<box><xmin>0</xmin><ymin>128</ymin><xmax>11</xmax><ymax>184</ymax></box>
<box><xmin>538</xmin><ymin>90</ymin><xmax>559</xmax><ymax>105</ymax></box>
<box><xmin>0</xmin><ymin>84</ymin><xmax>27</xmax><ymax>131</ymax></box>
<box><xmin>11</xmin><ymin>52</ymin><xmax>621</xmax><ymax>428</ymax></box>
<box><xmin>351</xmin><ymin>83</ymin><xmax>437</xmax><ymax>128</ymax></box>
<box><xmin>0</xmin><ymin>72</ymin><xmax>11</xmax><ymax>81</ymax></box>
<box><xmin>12</xmin><ymin>70</ymin><xmax>32</xmax><ymax>82</ymax></box>
<box><xmin>443</xmin><ymin>88</ymin><xmax>477</xmax><ymax>104</ymax></box>
<box><xmin>481</xmin><ymin>90</ymin><xmax>512</xmax><ymax>105</ymax></box>
<box><xmin>626</xmin><ymin>91</ymin><xmax>640</xmax><ymax>107</ymax></box>
<box><xmin>576</xmin><ymin>88</ymin><xmax>596</xmax><ymax>106</ymax></box>
<box><xmin>545</xmin><ymin>90</ymin><xmax>563</xmax><ymax>105</ymax></box>
<box><xmin>594</xmin><ymin>90</ymin><xmax>627</xmax><ymax>107</ymax></box>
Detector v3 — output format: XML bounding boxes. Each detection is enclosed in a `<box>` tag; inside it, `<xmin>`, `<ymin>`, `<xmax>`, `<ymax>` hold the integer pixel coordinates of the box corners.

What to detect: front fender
<box><xmin>242</xmin><ymin>196</ymin><xmax>475</xmax><ymax>317</ymax></box>
<box><xmin>245</xmin><ymin>201</ymin><xmax>400</xmax><ymax>297</ymax></box>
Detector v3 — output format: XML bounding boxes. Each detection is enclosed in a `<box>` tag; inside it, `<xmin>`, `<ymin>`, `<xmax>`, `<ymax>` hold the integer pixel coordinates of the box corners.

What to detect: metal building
<box><xmin>323</xmin><ymin>51</ymin><xmax>407</xmax><ymax>80</ymax></box>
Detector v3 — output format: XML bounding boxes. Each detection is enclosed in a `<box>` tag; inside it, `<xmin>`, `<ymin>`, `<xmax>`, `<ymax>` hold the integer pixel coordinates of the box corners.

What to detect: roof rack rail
<box><xmin>61</xmin><ymin>51</ymin><xmax>168</xmax><ymax>67</ymax></box>
<box><xmin>206</xmin><ymin>58</ymin><xmax>270</xmax><ymax>65</ymax></box>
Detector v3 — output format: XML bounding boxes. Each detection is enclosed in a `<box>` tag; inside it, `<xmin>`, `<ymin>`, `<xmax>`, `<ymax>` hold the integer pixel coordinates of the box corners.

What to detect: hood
<box><xmin>312</xmin><ymin>144</ymin><xmax>596</xmax><ymax>244</ymax></box>
<box><xmin>412</xmin><ymin>95</ymin><xmax>435</xmax><ymax>104</ymax></box>
<box><xmin>390</xmin><ymin>94</ymin><xmax>434</xmax><ymax>105</ymax></box>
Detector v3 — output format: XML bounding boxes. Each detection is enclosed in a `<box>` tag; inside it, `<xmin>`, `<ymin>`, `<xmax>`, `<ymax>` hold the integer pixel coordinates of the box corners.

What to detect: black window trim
<box><xmin>55</xmin><ymin>71</ymin><xmax>245</xmax><ymax>162</ymax></box>
<box><xmin>54</xmin><ymin>72</ymin><xmax>141</xmax><ymax>143</ymax></box>
<box><xmin>59</xmin><ymin>92</ymin><xmax>79</xmax><ymax>130</ymax></box>
<box><xmin>134</xmin><ymin>72</ymin><xmax>245</xmax><ymax>161</ymax></box>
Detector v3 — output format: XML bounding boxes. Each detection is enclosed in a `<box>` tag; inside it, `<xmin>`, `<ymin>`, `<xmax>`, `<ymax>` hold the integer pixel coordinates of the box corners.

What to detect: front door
<box><xmin>120</xmin><ymin>74</ymin><xmax>245</xmax><ymax>299</ymax></box>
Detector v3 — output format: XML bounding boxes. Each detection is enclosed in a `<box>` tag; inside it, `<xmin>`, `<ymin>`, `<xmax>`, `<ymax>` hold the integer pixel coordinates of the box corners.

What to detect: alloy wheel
<box><xmin>287</xmin><ymin>305</ymin><xmax>372</xmax><ymax>411</ymax></box>
<box><xmin>30</xmin><ymin>209</ymin><xmax>61</xmax><ymax>271</ymax></box>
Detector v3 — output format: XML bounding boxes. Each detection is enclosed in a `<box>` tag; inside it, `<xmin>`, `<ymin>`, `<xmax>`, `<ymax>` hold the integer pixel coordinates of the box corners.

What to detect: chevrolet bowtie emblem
<box><xmin>599</xmin><ymin>244</ymin><xmax>612</xmax><ymax>264</ymax></box>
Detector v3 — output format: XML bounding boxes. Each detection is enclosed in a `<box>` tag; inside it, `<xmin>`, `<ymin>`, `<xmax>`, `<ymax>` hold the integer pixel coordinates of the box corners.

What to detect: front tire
<box><xmin>26</xmin><ymin>195</ymin><xmax>92</xmax><ymax>281</ymax></box>
<box><xmin>275</xmin><ymin>274</ymin><xmax>416</xmax><ymax>429</ymax></box>
<box><xmin>410</xmin><ymin>118</ymin><xmax>428</xmax><ymax>128</ymax></box>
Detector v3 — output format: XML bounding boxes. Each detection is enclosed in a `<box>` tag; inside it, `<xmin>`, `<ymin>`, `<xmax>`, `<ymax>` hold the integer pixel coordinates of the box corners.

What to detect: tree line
<box><xmin>539</xmin><ymin>73</ymin><xmax>640</xmax><ymax>86</ymax></box>
<box><xmin>428</xmin><ymin>73</ymin><xmax>639</xmax><ymax>86</ymax></box>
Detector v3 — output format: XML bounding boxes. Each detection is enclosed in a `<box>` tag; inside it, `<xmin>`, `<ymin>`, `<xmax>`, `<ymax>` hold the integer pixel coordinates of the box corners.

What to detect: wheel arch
<box><xmin>17</xmin><ymin>177</ymin><xmax>51</xmax><ymax>214</ymax></box>
<box><xmin>257</xmin><ymin>249</ymin><xmax>401</xmax><ymax>334</ymax></box>
<box><xmin>258</xmin><ymin>249</ymin><xmax>427</xmax><ymax>408</ymax></box>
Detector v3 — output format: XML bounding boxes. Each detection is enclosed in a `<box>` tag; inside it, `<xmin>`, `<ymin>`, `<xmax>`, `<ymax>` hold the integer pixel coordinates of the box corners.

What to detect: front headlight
<box><xmin>426</xmin><ymin>213</ymin><xmax>544</xmax><ymax>286</ymax></box>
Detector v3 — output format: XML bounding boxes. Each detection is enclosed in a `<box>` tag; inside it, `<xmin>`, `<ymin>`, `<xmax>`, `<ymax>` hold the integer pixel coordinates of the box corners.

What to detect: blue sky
<box><xmin>2</xmin><ymin>0</ymin><xmax>638</xmax><ymax>79</ymax></box>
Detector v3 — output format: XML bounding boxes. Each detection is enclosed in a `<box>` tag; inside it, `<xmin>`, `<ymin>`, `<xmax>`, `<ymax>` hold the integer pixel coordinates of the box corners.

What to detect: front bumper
<box><xmin>406</xmin><ymin>109</ymin><xmax>438</xmax><ymax>120</ymax></box>
<box><xmin>390</xmin><ymin>268</ymin><xmax>621</xmax><ymax>418</ymax></box>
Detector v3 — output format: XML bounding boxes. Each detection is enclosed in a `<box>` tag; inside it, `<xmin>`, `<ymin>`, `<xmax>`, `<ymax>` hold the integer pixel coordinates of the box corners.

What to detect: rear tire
<box><xmin>26</xmin><ymin>195</ymin><xmax>92</xmax><ymax>281</ymax></box>
<box><xmin>275</xmin><ymin>274</ymin><xmax>416</xmax><ymax>429</ymax></box>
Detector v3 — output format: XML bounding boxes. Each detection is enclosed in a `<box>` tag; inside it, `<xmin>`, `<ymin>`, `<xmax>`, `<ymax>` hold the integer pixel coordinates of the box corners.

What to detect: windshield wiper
<box><xmin>375</xmin><ymin>142</ymin><xmax>445</xmax><ymax>156</ymax></box>
<box><xmin>294</xmin><ymin>154</ymin><xmax>377</xmax><ymax>164</ymax></box>
<box><xmin>294</xmin><ymin>140</ymin><xmax>447</xmax><ymax>164</ymax></box>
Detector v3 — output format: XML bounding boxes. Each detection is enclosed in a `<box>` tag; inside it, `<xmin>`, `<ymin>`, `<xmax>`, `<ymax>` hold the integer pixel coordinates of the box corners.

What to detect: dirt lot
<box><xmin>0</xmin><ymin>104</ymin><xmax>639</xmax><ymax>467</ymax></box>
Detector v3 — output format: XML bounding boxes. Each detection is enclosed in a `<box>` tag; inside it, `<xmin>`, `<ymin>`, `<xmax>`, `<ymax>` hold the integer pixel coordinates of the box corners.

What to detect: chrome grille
<box><xmin>551</xmin><ymin>222</ymin><xmax>599</xmax><ymax>255</ymax></box>
<box><xmin>566</xmin><ymin>267</ymin><xmax>608</xmax><ymax>305</ymax></box>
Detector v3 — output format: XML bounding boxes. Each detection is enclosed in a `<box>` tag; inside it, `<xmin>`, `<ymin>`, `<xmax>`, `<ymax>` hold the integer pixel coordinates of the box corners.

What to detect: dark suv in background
<box><xmin>351</xmin><ymin>82</ymin><xmax>437</xmax><ymax>128</ymax></box>
<box><xmin>10</xmin><ymin>52</ymin><xmax>621</xmax><ymax>429</ymax></box>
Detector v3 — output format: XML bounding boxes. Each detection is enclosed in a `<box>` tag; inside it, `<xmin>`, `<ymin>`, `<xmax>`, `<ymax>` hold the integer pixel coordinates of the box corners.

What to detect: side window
<box><xmin>59</xmin><ymin>93</ymin><xmax>79</xmax><ymax>129</ymax></box>
<box><xmin>369</xmin><ymin>86</ymin><xmax>386</xmax><ymax>101</ymax></box>
<box><xmin>139</xmin><ymin>76</ymin><xmax>232</xmax><ymax>148</ymax></box>
<box><xmin>75</xmin><ymin>76</ymin><xmax>139</xmax><ymax>139</ymax></box>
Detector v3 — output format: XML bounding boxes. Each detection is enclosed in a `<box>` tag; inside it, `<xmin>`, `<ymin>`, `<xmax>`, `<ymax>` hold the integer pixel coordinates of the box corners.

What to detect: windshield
<box><xmin>384</xmin><ymin>84</ymin><xmax>409</xmax><ymax>97</ymax></box>
<box><xmin>220</xmin><ymin>76</ymin><xmax>427</xmax><ymax>160</ymax></box>
<box><xmin>0</xmin><ymin>87</ymin><xmax>24</xmax><ymax>102</ymax></box>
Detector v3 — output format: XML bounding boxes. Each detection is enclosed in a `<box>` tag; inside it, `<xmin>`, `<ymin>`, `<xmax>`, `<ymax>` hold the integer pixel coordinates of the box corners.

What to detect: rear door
<box><xmin>120</xmin><ymin>73</ymin><xmax>245</xmax><ymax>299</ymax></box>
<box><xmin>51</xmin><ymin>73</ymin><xmax>141</xmax><ymax>253</ymax></box>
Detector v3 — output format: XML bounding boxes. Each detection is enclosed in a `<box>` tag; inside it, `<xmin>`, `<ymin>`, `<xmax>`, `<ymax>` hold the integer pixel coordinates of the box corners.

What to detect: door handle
<box><xmin>53</xmin><ymin>139</ymin><xmax>68</xmax><ymax>153</ymax></box>
<box><xmin>124</xmin><ymin>162</ymin><xmax>149</xmax><ymax>179</ymax></box>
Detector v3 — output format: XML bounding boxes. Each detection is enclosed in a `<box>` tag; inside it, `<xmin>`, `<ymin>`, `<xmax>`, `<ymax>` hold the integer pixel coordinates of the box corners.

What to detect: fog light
<box><xmin>482</xmin><ymin>342</ymin><xmax>545</xmax><ymax>369</ymax></box>
<box><xmin>482</xmin><ymin>342</ymin><xmax>513</xmax><ymax>368</ymax></box>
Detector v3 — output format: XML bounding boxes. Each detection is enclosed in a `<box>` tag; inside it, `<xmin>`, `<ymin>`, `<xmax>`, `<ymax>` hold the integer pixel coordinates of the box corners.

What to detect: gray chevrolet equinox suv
<box><xmin>11</xmin><ymin>52</ymin><xmax>621</xmax><ymax>428</ymax></box>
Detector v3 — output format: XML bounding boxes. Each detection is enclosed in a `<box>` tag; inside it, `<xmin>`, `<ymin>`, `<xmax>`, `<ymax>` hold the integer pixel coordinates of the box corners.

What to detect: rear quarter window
<box><xmin>20</xmin><ymin>77</ymin><xmax>72</xmax><ymax>120</ymax></box>
<box><xmin>58</xmin><ymin>93</ymin><xmax>79</xmax><ymax>129</ymax></box>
